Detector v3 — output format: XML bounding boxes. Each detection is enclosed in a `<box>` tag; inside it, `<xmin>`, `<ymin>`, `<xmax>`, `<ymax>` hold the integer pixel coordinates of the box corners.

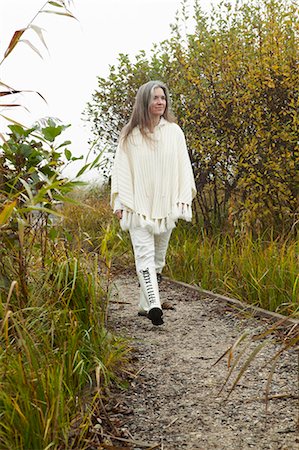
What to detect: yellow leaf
<box><xmin>0</xmin><ymin>200</ymin><xmax>17</xmax><ymax>225</ymax></box>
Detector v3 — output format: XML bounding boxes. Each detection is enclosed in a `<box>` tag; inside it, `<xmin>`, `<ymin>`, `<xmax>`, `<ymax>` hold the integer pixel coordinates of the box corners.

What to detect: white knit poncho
<box><xmin>111</xmin><ymin>118</ymin><xmax>197</xmax><ymax>234</ymax></box>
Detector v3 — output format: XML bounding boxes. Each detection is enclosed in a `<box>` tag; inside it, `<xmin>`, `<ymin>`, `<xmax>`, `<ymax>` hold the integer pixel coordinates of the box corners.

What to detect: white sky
<box><xmin>1</xmin><ymin>0</ymin><xmax>216</xmax><ymax>180</ymax></box>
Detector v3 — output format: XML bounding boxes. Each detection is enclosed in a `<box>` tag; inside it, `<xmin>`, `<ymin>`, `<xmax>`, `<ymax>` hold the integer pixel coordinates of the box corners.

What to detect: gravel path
<box><xmin>107</xmin><ymin>271</ymin><xmax>299</xmax><ymax>450</ymax></box>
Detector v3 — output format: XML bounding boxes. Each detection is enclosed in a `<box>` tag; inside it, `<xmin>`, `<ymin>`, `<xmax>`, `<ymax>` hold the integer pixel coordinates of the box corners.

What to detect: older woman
<box><xmin>111</xmin><ymin>80</ymin><xmax>196</xmax><ymax>325</ymax></box>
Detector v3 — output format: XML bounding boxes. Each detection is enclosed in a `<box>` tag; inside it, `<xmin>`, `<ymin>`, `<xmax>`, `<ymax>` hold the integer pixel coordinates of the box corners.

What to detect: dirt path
<box><xmin>107</xmin><ymin>271</ymin><xmax>299</xmax><ymax>450</ymax></box>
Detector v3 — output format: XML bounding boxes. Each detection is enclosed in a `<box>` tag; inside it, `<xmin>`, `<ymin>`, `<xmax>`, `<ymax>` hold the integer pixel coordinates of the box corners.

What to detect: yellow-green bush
<box><xmin>86</xmin><ymin>0</ymin><xmax>299</xmax><ymax>235</ymax></box>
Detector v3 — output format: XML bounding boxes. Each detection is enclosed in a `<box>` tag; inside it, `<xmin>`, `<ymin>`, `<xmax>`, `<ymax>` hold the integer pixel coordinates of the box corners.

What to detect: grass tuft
<box><xmin>167</xmin><ymin>224</ymin><xmax>299</xmax><ymax>315</ymax></box>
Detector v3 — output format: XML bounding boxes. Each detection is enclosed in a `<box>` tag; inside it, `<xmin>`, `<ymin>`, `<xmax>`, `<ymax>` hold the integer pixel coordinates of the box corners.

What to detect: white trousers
<box><xmin>129</xmin><ymin>227</ymin><xmax>172</xmax><ymax>273</ymax></box>
<box><xmin>129</xmin><ymin>227</ymin><xmax>172</xmax><ymax>312</ymax></box>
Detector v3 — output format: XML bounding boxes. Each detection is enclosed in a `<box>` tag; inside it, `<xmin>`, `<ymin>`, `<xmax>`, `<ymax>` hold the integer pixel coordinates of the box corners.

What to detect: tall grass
<box><xmin>0</xmin><ymin>196</ymin><xmax>131</xmax><ymax>449</ymax></box>
<box><xmin>167</xmin><ymin>224</ymin><xmax>299</xmax><ymax>315</ymax></box>
<box><xmin>61</xmin><ymin>184</ymin><xmax>132</xmax><ymax>266</ymax></box>
<box><xmin>67</xmin><ymin>187</ymin><xmax>298</xmax><ymax>317</ymax></box>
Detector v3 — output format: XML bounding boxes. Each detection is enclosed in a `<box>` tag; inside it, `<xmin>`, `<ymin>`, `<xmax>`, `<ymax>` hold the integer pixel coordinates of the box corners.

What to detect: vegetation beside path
<box><xmin>1</xmin><ymin>0</ymin><xmax>298</xmax><ymax>447</ymax></box>
<box><xmin>65</xmin><ymin>188</ymin><xmax>299</xmax><ymax>318</ymax></box>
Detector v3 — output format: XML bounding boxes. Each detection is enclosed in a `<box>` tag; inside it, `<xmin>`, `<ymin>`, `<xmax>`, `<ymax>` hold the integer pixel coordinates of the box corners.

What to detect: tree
<box><xmin>84</xmin><ymin>51</ymin><xmax>167</xmax><ymax>177</ymax></box>
<box><xmin>85</xmin><ymin>0</ymin><xmax>299</xmax><ymax>235</ymax></box>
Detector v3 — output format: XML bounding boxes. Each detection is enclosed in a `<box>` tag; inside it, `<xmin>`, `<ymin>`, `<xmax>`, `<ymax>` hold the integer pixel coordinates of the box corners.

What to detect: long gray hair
<box><xmin>120</xmin><ymin>80</ymin><xmax>176</xmax><ymax>145</ymax></box>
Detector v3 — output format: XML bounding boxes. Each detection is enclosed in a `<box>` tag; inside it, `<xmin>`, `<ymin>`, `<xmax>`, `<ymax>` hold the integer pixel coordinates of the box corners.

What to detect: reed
<box><xmin>167</xmin><ymin>224</ymin><xmax>299</xmax><ymax>315</ymax></box>
<box><xmin>61</xmin><ymin>184</ymin><xmax>132</xmax><ymax>265</ymax></box>
<box><xmin>64</xmin><ymin>188</ymin><xmax>298</xmax><ymax>315</ymax></box>
<box><xmin>0</xmin><ymin>2</ymin><xmax>132</xmax><ymax>446</ymax></box>
<box><xmin>0</xmin><ymin>248</ymin><xmax>131</xmax><ymax>449</ymax></box>
<box><xmin>3</xmin><ymin>182</ymin><xmax>296</xmax><ymax>448</ymax></box>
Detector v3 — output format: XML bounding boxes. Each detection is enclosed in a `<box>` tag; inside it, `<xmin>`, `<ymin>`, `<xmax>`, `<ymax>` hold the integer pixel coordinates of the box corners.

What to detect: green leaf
<box><xmin>76</xmin><ymin>163</ymin><xmax>91</xmax><ymax>178</ymax></box>
<box><xmin>64</xmin><ymin>230</ymin><xmax>73</xmax><ymax>242</ymax></box>
<box><xmin>41</xmin><ymin>128</ymin><xmax>57</xmax><ymax>142</ymax></box>
<box><xmin>41</xmin><ymin>125</ymin><xmax>64</xmax><ymax>142</ymax></box>
<box><xmin>41</xmin><ymin>10</ymin><xmax>77</xmax><ymax>20</ymax></box>
<box><xmin>8</xmin><ymin>125</ymin><xmax>36</xmax><ymax>138</ymax></box>
<box><xmin>48</xmin><ymin>227</ymin><xmax>59</xmax><ymax>240</ymax></box>
<box><xmin>48</xmin><ymin>1</ymin><xmax>64</xmax><ymax>7</ymax></box>
<box><xmin>57</xmin><ymin>140</ymin><xmax>71</xmax><ymax>149</ymax></box>
<box><xmin>71</xmin><ymin>155</ymin><xmax>84</xmax><ymax>161</ymax></box>
<box><xmin>90</xmin><ymin>151</ymin><xmax>104</xmax><ymax>169</ymax></box>
<box><xmin>64</xmin><ymin>148</ymin><xmax>72</xmax><ymax>160</ymax></box>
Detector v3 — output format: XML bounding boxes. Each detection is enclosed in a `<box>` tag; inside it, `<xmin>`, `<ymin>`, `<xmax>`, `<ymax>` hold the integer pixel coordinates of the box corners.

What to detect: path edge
<box><xmin>165</xmin><ymin>277</ymin><xmax>299</xmax><ymax>328</ymax></box>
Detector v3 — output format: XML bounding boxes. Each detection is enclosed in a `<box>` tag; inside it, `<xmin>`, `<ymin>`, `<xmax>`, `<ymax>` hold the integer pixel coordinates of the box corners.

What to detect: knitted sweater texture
<box><xmin>111</xmin><ymin>118</ymin><xmax>197</xmax><ymax>234</ymax></box>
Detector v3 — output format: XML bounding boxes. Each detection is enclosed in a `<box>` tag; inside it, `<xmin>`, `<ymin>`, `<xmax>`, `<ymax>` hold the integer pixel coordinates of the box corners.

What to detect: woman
<box><xmin>111</xmin><ymin>80</ymin><xmax>196</xmax><ymax>326</ymax></box>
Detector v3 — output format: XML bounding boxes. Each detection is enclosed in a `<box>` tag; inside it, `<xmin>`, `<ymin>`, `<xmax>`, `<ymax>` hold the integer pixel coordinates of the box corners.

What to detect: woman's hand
<box><xmin>115</xmin><ymin>209</ymin><xmax>123</xmax><ymax>220</ymax></box>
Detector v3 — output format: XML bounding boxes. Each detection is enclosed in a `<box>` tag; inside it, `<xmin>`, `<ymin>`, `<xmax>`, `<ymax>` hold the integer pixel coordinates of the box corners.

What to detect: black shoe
<box><xmin>157</xmin><ymin>273</ymin><xmax>162</xmax><ymax>284</ymax></box>
<box><xmin>148</xmin><ymin>307</ymin><xmax>164</xmax><ymax>326</ymax></box>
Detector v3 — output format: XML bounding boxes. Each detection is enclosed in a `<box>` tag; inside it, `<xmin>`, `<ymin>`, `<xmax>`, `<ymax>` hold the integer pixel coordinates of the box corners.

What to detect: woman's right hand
<box><xmin>115</xmin><ymin>209</ymin><xmax>123</xmax><ymax>220</ymax></box>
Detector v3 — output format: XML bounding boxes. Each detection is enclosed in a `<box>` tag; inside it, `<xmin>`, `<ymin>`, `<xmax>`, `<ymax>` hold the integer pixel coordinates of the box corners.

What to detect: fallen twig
<box><xmin>245</xmin><ymin>393</ymin><xmax>299</xmax><ymax>403</ymax></box>
<box><xmin>164</xmin><ymin>417</ymin><xmax>178</xmax><ymax>428</ymax></box>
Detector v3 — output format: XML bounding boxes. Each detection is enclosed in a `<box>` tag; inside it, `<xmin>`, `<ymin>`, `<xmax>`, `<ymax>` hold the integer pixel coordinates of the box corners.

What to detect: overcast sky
<box><xmin>1</xmin><ymin>0</ymin><xmax>216</xmax><ymax>179</ymax></box>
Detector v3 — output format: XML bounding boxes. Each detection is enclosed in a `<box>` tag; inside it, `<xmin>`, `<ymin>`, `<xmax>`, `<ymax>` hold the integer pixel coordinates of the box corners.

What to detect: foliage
<box><xmin>0</xmin><ymin>117</ymin><xmax>133</xmax><ymax>448</ymax></box>
<box><xmin>66</xmin><ymin>191</ymin><xmax>298</xmax><ymax>318</ymax></box>
<box><xmin>0</xmin><ymin>4</ymin><xmax>132</xmax><ymax>447</ymax></box>
<box><xmin>0</xmin><ymin>121</ymin><xmax>84</xmax><ymax>302</ymax></box>
<box><xmin>60</xmin><ymin>183</ymin><xmax>132</xmax><ymax>265</ymax></box>
<box><xmin>167</xmin><ymin>223</ymin><xmax>299</xmax><ymax>315</ymax></box>
<box><xmin>84</xmin><ymin>51</ymin><xmax>167</xmax><ymax>178</ymax></box>
<box><xmin>174</xmin><ymin>0</ymin><xmax>299</xmax><ymax>234</ymax></box>
<box><xmin>0</xmin><ymin>250</ymin><xmax>131</xmax><ymax>450</ymax></box>
<box><xmin>85</xmin><ymin>0</ymin><xmax>299</xmax><ymax>235</ymax></box>
<box><xmin>214</xmin><ymin>317</ymin><xmax>299</xmax><ymax>416</ymax></box>
<box><xmin>0</xmin><ymin>0</ymin><xmax>76</xmax><ymax>118</ymax></box>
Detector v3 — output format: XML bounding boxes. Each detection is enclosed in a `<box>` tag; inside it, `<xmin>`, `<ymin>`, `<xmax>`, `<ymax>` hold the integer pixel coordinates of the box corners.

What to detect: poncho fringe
<box><xmin>120</xmin><ymin>203</ymin><xmax>192</xmax><ymax>234</ymax></box>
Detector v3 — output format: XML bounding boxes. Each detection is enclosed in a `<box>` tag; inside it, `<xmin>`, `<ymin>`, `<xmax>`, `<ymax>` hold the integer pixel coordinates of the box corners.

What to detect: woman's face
<box><xmin>149</xmin><ymin>87</ymin><xmax>166</xmax><ymax>119</ymax></box>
